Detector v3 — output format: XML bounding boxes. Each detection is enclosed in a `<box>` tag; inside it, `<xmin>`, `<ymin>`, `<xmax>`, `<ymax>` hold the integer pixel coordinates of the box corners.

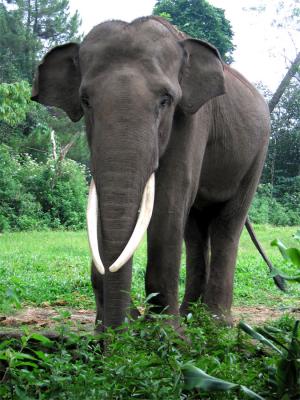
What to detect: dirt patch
<box><xmin>0</xmin><ymin>305</ymin><xmax>299</xmax><ymax>334</ymax></box>
<box><xmin>0</xmin><ymin>307</ymin><xmax>95</xmax><ymax>333</ymax></box>
<box><xmin>232</xmin><ymin>305</ymin><xmax>300</xmax><ymax>325</ymax></box>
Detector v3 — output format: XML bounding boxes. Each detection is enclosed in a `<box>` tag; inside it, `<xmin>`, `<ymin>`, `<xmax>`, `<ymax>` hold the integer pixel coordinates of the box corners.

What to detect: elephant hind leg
<box><xmin>203</xmin><ymin>154</ymin><xmax>267</xmax><ymax>325</ymax></box>
<box><xmin>180</xmin><ymin>207</ymin><xmax>211</xmax><ymax>316</ymax></box>
<box><xmin>203</xmin><ymin>215</ymin><xmax>242</xmax><ymax>325</ymax></box>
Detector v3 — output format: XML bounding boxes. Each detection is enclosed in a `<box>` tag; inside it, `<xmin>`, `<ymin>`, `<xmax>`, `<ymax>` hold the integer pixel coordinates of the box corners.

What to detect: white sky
<box><xmin>69</xmin><ymin>0</ymin><xmax>299</xmax><ymax>91</ymax></box>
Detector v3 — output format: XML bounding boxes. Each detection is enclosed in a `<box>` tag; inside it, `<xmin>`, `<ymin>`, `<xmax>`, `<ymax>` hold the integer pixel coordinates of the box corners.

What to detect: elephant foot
<box><xmin>179</xmin><ymin>301</ymin><xmax>195</xmax><ymax>317</ymax></box>
<box><xmin>94</xmin><ymin>320</ymin><xmax>105</xmax><ymax>334</ymax></box>
<box><xmin>206</xmin><ymin>306</ymin><xmax>234</xmax><ymax>327</ymax></box>
<box><xmin>180</xmin><ymin>300</ymin><xmax>233</xmax><ymax>327</ymax></box>
<box><xmin>143</xmin><ymin>310</ymin><xmax>190</xmax><ymax>343</ymax></box>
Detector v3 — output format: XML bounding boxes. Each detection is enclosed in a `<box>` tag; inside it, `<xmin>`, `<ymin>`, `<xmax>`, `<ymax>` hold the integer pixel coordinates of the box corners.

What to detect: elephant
<box><xmin>32</xmin><ymin>16</ymin><xmax>271</xmax><ymax>330</ymax></box>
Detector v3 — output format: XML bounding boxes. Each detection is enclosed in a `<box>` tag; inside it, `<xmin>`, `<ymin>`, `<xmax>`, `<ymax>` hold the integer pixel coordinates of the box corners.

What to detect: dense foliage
<box><xmin>0</xmin><ymin>80</ymin><xmax>88</xmax><ymax>164</ymax></box>
<box><xmin>0</xmin><ymin>0</ymin><xmax>89</xmax><ymax>232</ymax></box>
<box><xmin>0</xmin><ymin>0</ymin><xmax>81</xmax><ymax>82</ymax></box>
<box><xmin>0</xmin><ymin>304</ymin><xmax>298</xmax><ymax>398</ymax></box>
<box><xmin>249</xmin><ymin>77</ymin><xmax>300</xmax><ymax>226</ymax></box>
<box><xmin>250</xmin><ymin>181</ymin><xmax>300</xmax><ymax>226</ymax></box>
<box><xmin>153</xmin><ymin>0</ymin><xmax>235</xmax><ymax>62</ymax></box>
<box><xmin>0</xmin><ymin>144</ymin><xmax>87</xmax><ymax>231</ymax></box>
<box><xmin>264</xmin><ymin>81</ymin><xmax>300</xmax><ymax>184</ymax></box>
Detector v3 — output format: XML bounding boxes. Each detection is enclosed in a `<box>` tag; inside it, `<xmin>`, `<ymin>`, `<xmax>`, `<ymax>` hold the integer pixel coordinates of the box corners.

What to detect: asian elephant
<box><xmin>31</xmin><ymin>16</ymin><xmax>270</xmax><ymax>329</ymax></box>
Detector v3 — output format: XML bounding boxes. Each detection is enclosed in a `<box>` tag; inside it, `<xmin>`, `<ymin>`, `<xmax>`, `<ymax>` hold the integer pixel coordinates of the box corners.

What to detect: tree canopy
<box><xmin>0</xmin><ymin>0</ymin><xmax>81</xmax><ymax>82</ymax></box>
<box><xmin>153</xmin><ymin>0</ymin><xmax>235</xmax><ymax>62</ymax></box>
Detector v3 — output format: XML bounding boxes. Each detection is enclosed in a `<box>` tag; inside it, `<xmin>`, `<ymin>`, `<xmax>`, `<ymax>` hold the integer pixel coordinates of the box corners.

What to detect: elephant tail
<box><xmin>245</xmin><ymin>217</ymin><xmax>286</xmax><ymax>292</ymax></box>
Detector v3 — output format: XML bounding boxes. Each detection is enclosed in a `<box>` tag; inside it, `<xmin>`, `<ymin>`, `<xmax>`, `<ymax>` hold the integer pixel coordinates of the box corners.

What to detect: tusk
<box><xmin>109</xmin><ymin>173</ymin><xmax>155</xmax><ymax>273</ymax></box>
<box><xmin>86</xmin><ymin>179</ymin><xmax>105</xmax><ymax>275</ymax></box>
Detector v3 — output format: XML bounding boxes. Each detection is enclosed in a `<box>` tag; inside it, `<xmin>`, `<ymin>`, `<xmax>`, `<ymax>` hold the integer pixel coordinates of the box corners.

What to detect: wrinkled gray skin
<box><xmin>32</xmin><ymin>17</ymin><xmax>270</xmax><ymax>329</ymax></box>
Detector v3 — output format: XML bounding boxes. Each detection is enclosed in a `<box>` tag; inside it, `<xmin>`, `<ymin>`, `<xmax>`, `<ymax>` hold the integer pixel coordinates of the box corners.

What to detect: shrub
<box><xmin>250</xmin><ymin>183</ymin><xmax>300</xmax><ymax>226</ymax></box>
<box><xmin>36</xmin><ymin>158</ymin><xmax>88</xmax><ymax>229</ymax></box>
<box><xmin>0</xmin><ymin>144</ymin><xmax>88</xmax><ymax>231</ymax></box>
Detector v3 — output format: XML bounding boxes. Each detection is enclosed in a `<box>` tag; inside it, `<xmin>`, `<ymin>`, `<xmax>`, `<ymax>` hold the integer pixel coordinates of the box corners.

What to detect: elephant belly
<box><xmin>195</xmin><ymin>150</ymin><xmax>250</xmax><ymax>205</ymax></box>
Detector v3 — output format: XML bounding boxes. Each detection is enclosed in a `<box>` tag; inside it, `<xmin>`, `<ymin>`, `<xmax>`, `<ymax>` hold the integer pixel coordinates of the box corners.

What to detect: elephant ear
<box><xmin>179</xmin><ymin>38</ymin><xmax>225</xmax><ymax>114</ymax></box>
<box><xmin>31</xmin><ymin>43</ymin><xmax>83</xmax><ymax>122</ymax></box>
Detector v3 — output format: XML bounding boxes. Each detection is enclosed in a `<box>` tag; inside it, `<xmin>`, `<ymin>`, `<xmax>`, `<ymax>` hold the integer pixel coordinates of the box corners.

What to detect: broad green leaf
<box><xmin>182</xmin><ymin>364</ymin><xmax>237</xmax><ymax>391</ymax></box>
<box><xmin>0</xmin><ymin>339</ymin><xmax>16</xmax><ymax>350</ymax></box>
<box><xmin>271</xmin><ymin>239</ymin><xmax>289</xmax><ymax>260</ymax></box>
<box><xmin>29</xmin><ymin>333</ymin><xmax>53</xmax><ymax>345</ymax></box>
<box><xmin>240</xmin><ymin>386</ymin><xmax>265</xmax><ymax>399</ymax></box>
<box><xmin>256</xmin><ymin>327</ymin><xmax>288</xmax><ymax>351</ymax></box>
<box><xmin>32</xmin><ymin>350</ymin><xmax>50</xmax><ymax>361</ymax></box>
<box><xmin>276</xmin><ymin>358</ymin><xmax>299</xmax><ymax>396</ymax></box>
<box><xmin>13</xmin><ymin>361</ymin><xmax>38</xmax><ymax>368</ymax></box>
<box><xmin>263</xmin><ymin>326</ymin><xmax>284</xmax><ymax>334</ymax></box>
<box><xmin>286</xmin><ymin>248</ymin><xmax>300</xmax><ymax>267</ymax></box>
<box><xmin>11</xmin><ymin>352</ymin><xmax>38</xmax><ymax>361</ymax></box>
<box><xmin>283</xmin><ymin>274</ymin><xmax>300</xmax><ymax>282</ymax></box>
<box><xmin>289</xmin><ymin>320</ymin><xmax>300</xmax><ymax>358</ymax></box>
<box><xmin>271</xmin><ymin>270</ymin><xmax>300</xmax><ymax>282</ymax></box>
<box><xmin>182</xmin><ymin>365</ymin><xmax>265</xmax><ymax>399</ymax></box>
<box><xmin>145</xmin><ymin>293</ymin><xmax>159</xmax><ymax>303</ymax></box>
<box><xmin>238</xmin><ymin>322</ymin><xmax>283</xmax><ymax>355</ymax></box>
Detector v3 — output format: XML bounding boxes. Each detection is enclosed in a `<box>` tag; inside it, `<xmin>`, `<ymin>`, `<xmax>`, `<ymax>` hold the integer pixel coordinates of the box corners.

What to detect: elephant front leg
<box><xmin>145</xmin><ymin>209</ymin><xmax>185</xmax><ymax>322</ymax></box>
<box><xmin>91</xmin><ymin>261</ymin><xmax>104</xmax><ymax>332</ymax></box>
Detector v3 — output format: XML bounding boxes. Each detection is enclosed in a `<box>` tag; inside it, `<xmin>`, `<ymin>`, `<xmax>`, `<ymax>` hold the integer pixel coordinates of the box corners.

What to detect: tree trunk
<box><xmin>58</xmin><ymin>132</ymin><xmax>81</xmax><ymax>162</ymax></box>
<box><xmin>268</xmin><ymin>52</ymin><xmax>300</xmax><ymax>113</ymax></box>
<box><xmin>50</xmin><ymin>130</ymin><xmax>57</xmax><ymax>160</ymax></box>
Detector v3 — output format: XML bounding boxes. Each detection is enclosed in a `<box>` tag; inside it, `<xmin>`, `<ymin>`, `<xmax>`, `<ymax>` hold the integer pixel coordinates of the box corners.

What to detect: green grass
<box><xmin>0</xmin><ymin>225</ymin><xmax>299</xmax><ymax>313</ymax></box>
<box><xmin>0</xmin><ymin>225</ymin><xmax>299</xmax><ymax>399</ymax></box>
<box><xmin>0</xmin><ymin>231</ymin><xmax>93</xmax><ymax>311</ymax></box>
<box><xmin>234</xmin><ymin>225</ymin><xmax>300</xmax><ymax>307</ymax></box>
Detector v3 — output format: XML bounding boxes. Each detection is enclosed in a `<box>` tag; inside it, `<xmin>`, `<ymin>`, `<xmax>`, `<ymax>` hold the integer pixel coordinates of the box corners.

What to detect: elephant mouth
<box><xmin>86</xmin><ymin>173</ymin><xmax>155</xmax><ymax>275</ymax></box>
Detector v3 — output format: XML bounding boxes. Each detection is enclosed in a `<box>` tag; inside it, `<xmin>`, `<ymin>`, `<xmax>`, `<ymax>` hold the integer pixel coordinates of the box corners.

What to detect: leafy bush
<box><xmin>250</xmin><ymin>183</ymin><xmax>300</xmax><ymax>226</ymax></box>
<box><xmin>0</xmin><ymin>144</ymin><xmax>87</xmax><ymax>231</ymax></box>
<box><xmin>0</xmin><ymin>81</ymin><xmax>35</xmax><ymax>126</ymax></box>
<box><xmin>239</xmin><ymin>319</ymin><xmax>300</xmax><ymax>399</ymax></box>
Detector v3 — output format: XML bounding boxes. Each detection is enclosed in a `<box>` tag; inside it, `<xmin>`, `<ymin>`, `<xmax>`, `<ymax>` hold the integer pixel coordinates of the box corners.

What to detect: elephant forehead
<box><xmin>79</xmin><ymin>19</ymin><xmax>183</xmax><ymax>76</ymax></box>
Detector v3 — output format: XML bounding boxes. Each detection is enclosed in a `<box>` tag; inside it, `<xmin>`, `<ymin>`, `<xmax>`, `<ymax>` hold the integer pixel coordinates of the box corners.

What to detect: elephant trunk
<box><xmin>87</xmin><ymin>174</ymin><xmax>155</xmax><ymax>275</ymax></box>
<box><xmin>87</xmin><ymin>143</ymin><xmax>155</xmax><ymax>328</ymax></box>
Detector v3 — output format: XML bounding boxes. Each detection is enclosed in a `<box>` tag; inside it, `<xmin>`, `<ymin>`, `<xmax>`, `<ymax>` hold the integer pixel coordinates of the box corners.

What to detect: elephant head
<box><xmin>32</xmin><ymin>17</ymin><xmax>225</xmax><ymax>328</ymax></box>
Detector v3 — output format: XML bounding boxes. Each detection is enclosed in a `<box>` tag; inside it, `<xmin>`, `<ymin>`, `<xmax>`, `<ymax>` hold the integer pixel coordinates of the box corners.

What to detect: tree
<box><xmin>0</xmin><ymin>80</ymin><xmax>88</xmax><ymax>165</ymax></box>
<box><xmin>0</xmin><ymin>0</ymin><xmax>82</xmax><ymax>82</ymax></box>
<box><xmin>264</xmin><ymin>81</ymin><xmax>300</xmax><ymax>183</ymax></box>
<box><xmin>153</xmin><ymin>0</ymin><xmax>235</xmax><ymax>62</ymax></box>
<box><xmin>0</xmin><ymin>1</ymin><xmax>88</xmax><ymax>165</ymax></box>
<box><xmin>246</xmin><ymin>0</ymin><xmax>300</xmax><ymax>225</ymax></box>
<box><xmin>268</xmin><ymin>52</ymin><xmax>300</xmax><ymax>113</ymax></box>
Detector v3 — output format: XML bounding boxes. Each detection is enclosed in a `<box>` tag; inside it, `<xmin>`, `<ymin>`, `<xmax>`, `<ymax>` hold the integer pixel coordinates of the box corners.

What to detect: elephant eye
<box><xmin>159</xmin><ymin>93</ymin><xmax>173</xmax><ymax>108</ymax></box>
<box><xmin>81</xmin><ymin>94</ymin><xmax>91</xmax><ymax>109</ymax></box>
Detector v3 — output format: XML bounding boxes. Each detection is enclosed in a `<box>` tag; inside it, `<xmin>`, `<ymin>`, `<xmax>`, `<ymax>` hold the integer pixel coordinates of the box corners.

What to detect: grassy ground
<box><xmin>0</xmin><ymin>226</ymin><xmax>299</xmax><ymax>399</ymax></box>
<box><xmin>0</xmin><ymin>225</ymin><xmax>299</xmax><ymax>312</ymax></box>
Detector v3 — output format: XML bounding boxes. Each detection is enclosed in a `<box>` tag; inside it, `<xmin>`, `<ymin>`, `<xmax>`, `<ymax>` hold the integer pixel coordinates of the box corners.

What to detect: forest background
<box><xmin>0</xmin><ymin>0</ymin><xmax>299</xmax><ymax>231</ymax></box>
